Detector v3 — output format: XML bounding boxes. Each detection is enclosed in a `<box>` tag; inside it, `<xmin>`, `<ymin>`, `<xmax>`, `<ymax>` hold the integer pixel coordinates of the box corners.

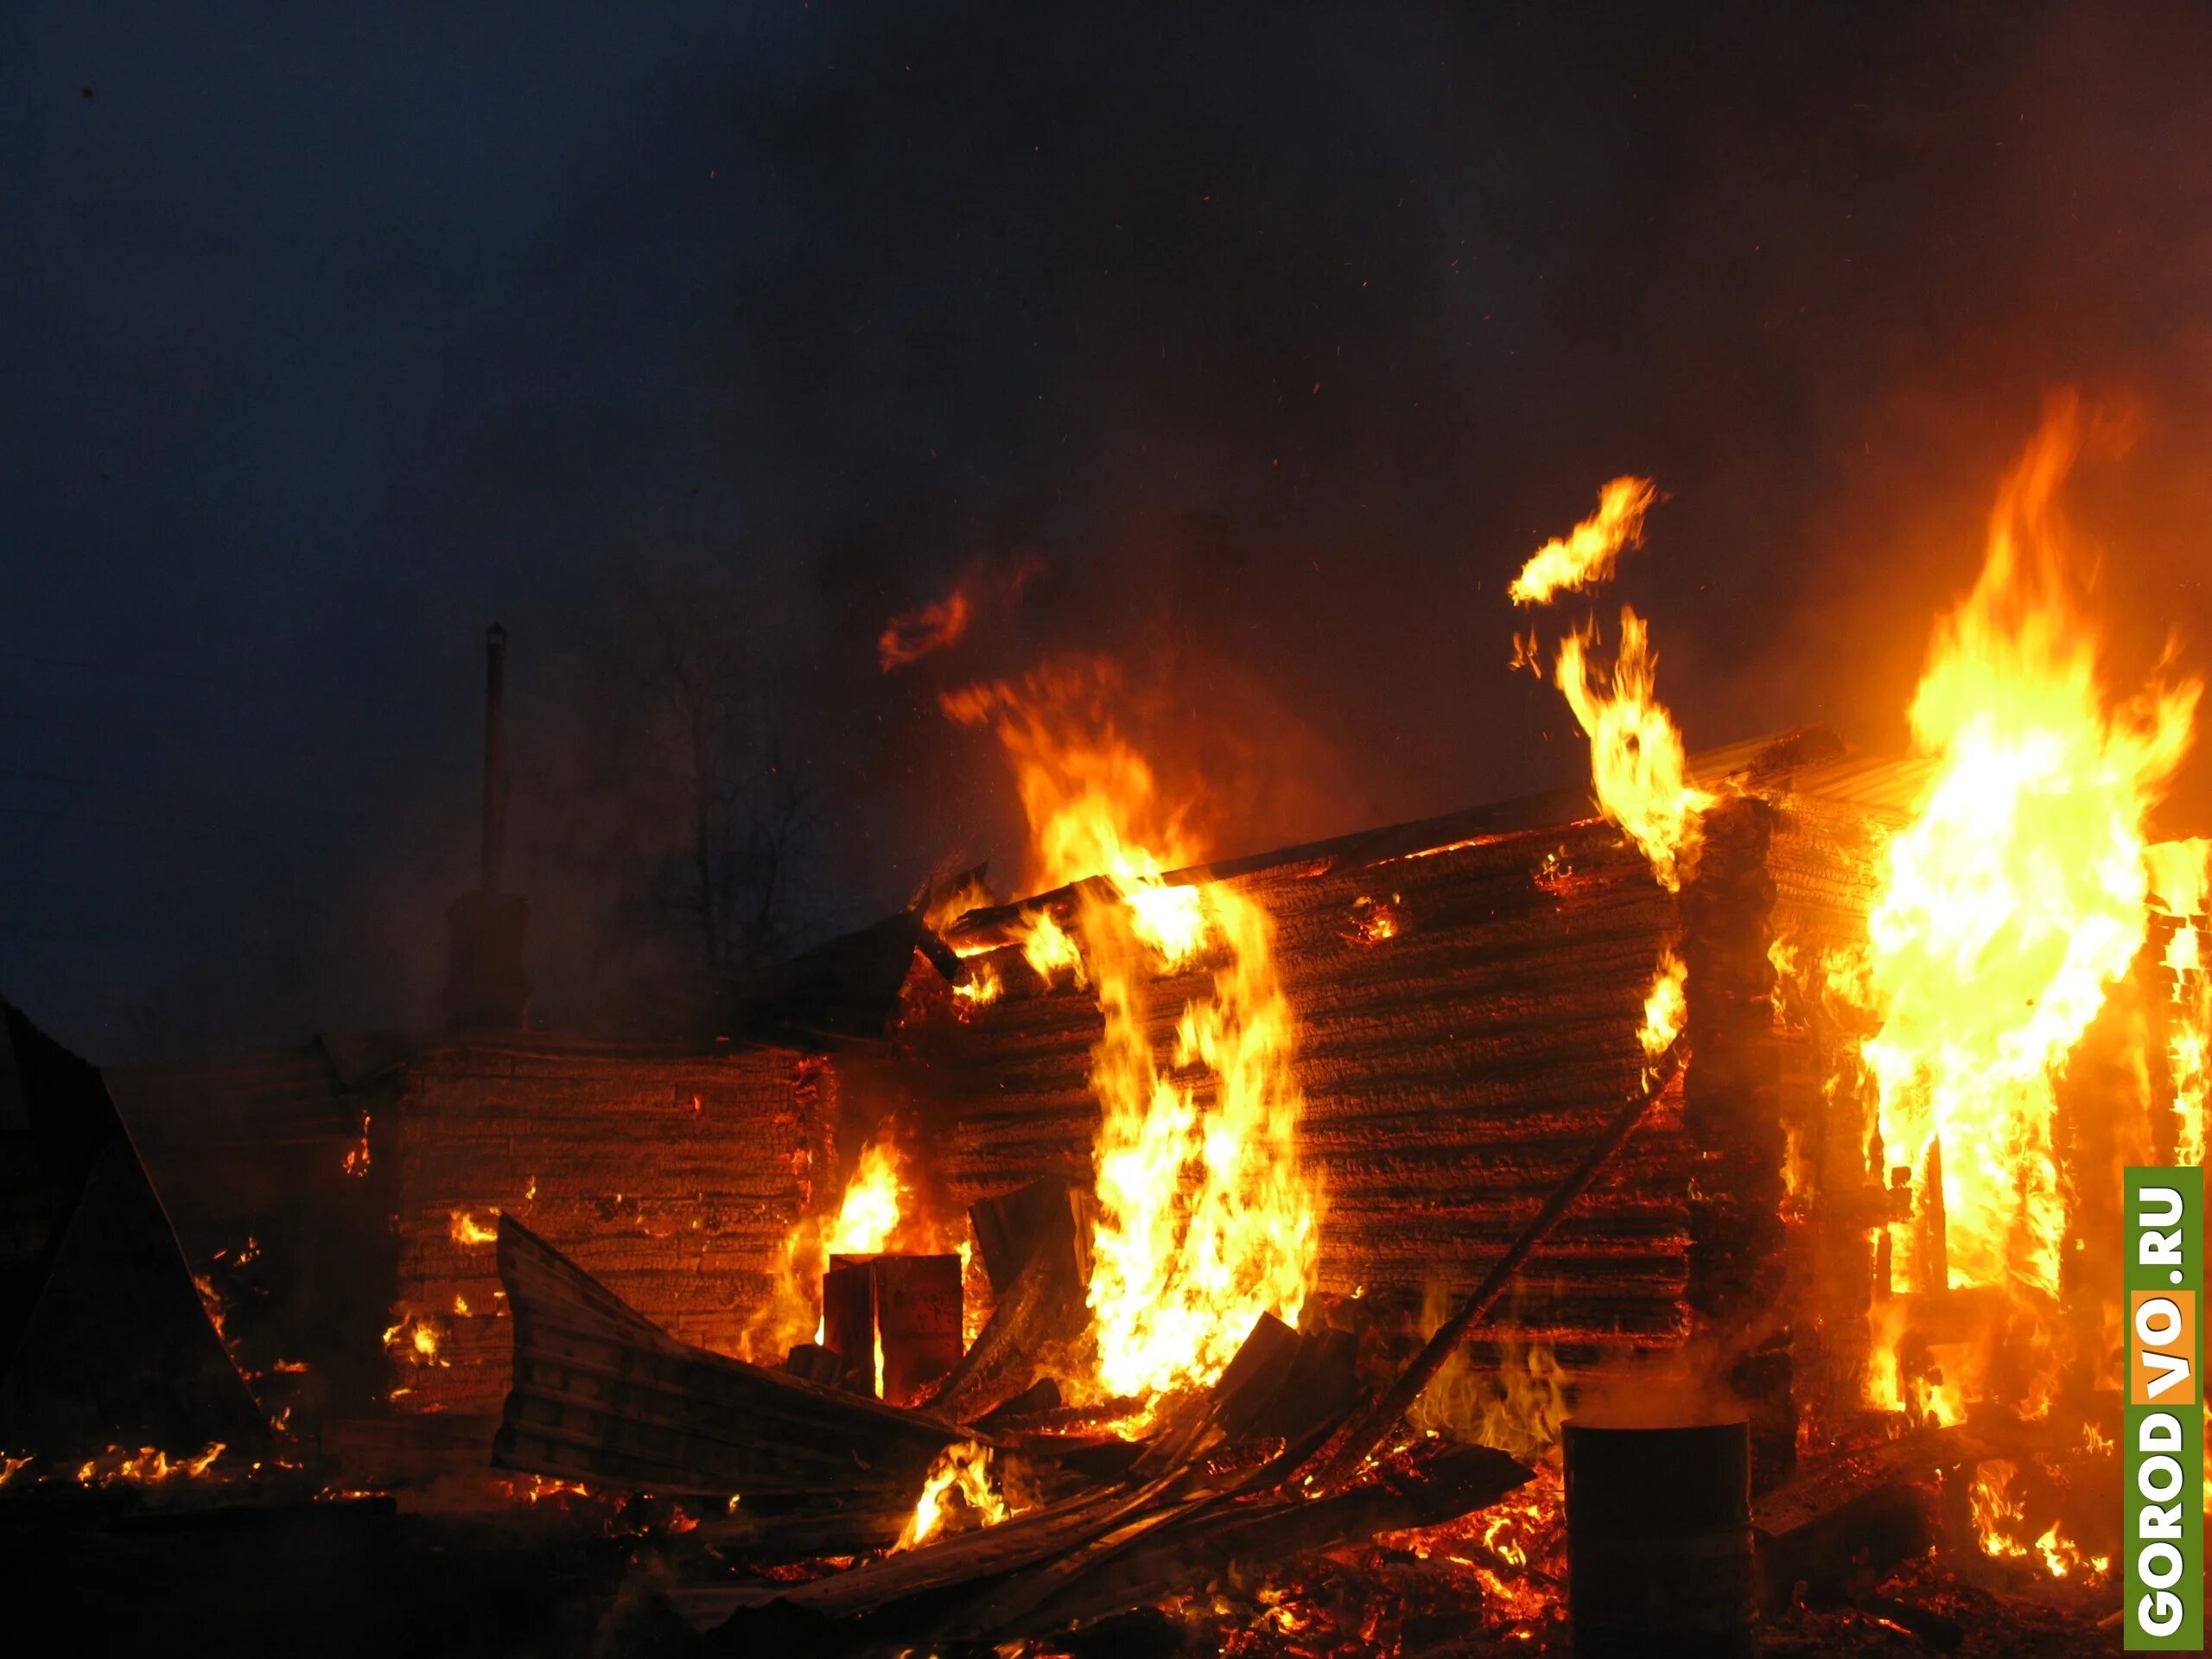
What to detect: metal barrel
<box><xmin>1564</xmin><ymin>1419</ymin><xmax>1758</xmax><ymax>1658</ymax></box>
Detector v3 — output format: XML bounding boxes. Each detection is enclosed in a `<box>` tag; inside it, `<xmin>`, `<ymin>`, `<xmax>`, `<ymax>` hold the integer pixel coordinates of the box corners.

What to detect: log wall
<box><xmin>918</xmin><ymin>816</ymin><xmax>1698</xmax><ymax>1376</ymax></box>
<box><xmin>383</xmin><ymin>1036</ymin><xmax>830</xmax><ymax>1415</ymax></box>
<box><xmin>1763</xmin><ymin>764</ymin><xmax>1916</xmax><ymax>1431</ymax></box>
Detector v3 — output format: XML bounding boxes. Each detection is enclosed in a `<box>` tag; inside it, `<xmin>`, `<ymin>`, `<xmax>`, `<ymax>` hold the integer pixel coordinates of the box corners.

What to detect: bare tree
<box><xmin>572</xmin><ymin>556</ymin><xmax>827</xmax><ymax>994</ymax></box>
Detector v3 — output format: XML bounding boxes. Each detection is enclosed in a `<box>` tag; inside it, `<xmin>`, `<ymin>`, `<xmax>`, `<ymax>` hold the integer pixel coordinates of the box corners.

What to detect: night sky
<box><xmin>7</xmin><ymin>1</ymin><xmax>2212</xmax><ymax>1057</ymax></box>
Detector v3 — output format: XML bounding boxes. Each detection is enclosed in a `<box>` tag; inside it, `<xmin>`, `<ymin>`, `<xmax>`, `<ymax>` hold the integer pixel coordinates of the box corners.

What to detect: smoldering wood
<box><xmin>925</xmin><ymin>1328</ymin><xmax>1342</xmax><ymax>1649</ymax></box>
<box><xmin>696</xmin><ymin>1504</ymin><xmax>912</xmax><ymax>1559</ymax></box>
<box><xmin>1854</xmin><ymin>1590</ymin><xmax>1966</xmax><ymax>1652</ymax></box>
<box><xmin>782</xmin><ymin>1343</ymin><xmax>843</xmax><ymax>1387</ymax></box>
<box><xmin>965</xmin><ymin>1376</ymin><xmax>1061</xmax><ymax>1431</ymax></box>
<box><xmin>1679</xmin><ymin>793</ymin><xmax>1796</xmax><ymax>1491</ymax></box>
<box><xmin>492</xmin><ymin>1216</ymin><xmax>969</xmax><ymax>1499</ymax></box>
<box><xmin>1751</xmin><ymin>1425</ymin><xmax>1976</xmax><ymax>1609</ymax></box>
<box><xmin>723</xmin><ymin>911</ymin><xmax>945</xmax><ymax>1046</ymax></box>
<box><xmin>968</xmin><ymin>1176</ymin><xmax>1086</xmax><ymax>1295</ymax></box>
<box><xmin>869</xmin><ymin>1253</ymin><xmax>963</xmax><ymax>1406</ymax></box>
<box><xmin>1311</xmin><ymin>1033</ymin><xmax>1691</xmax><ymax>1487</ymax></box>
<box><xmin>922</xmin><ymin>1183</ymin><xmax>1089</xmax><ymax>1422</ymax></box>
<box><xmin>986</xmin><ymin>1445</ymin><xmax>1534</xmax><ymax>1644</ymax></box>
<box><xmin>821</xmin><ymin>1258</ymin><xmax>876</xmax><ymax>1395</ymax></box>
<box><xmin>685</xmin><ymin>1312</ymin><xmax>1306</xmax><ymax>1637</ymax></box>
<box><xmin>110</xmin><ymin>1033</ymin><xmax>407</xmax><ymax>1423</ymax></box>
<box><xmin>111</xmin><ymin>1029</ymin><xmax>837</xmax><ymax>1433</ymax></box>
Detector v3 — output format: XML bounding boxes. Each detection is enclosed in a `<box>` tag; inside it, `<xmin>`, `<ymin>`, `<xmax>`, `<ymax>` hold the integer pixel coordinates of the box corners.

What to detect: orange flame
<box><xmin>879</xmin><ymin>585</ymin><xmax>974</xmax><ymax>672</ymax></box>
<box><xmin>1639</xmin><ymin>947</ymin><xmax>1688</xmax><ymax>1060</ymax></box>
<box><xmin>384</xmin><ymin>1312</ymin><xmax>449</xmax><ymax>1370</ymax></box>
<box><xmin>951</xmin><ymin>959</ymin><xmax>1003</xmax><ymax>1013</ymax></box>
<box><xmin>1510</xmin><ymin>476</ymin><xmax>1660</xmax><ymax>606</ymax></box>
<box><xmin>1850</xmin><ymin>399</ymin><xmax>2197</xmax><ymax>1304</ymax></box>
<box><xmin>342</xmin><ymin>1110</ymin><xmax>372</xmax><ymax>1177</ymax></box>
<box><xmin>748</xmin><ymin>1123</ymin><xmax>925</xmax><ymax>1366</ymax></box>
<box><xmin>76</xmin><ymin>1443</ymin><xmax>226</xmax><ymax>1485</ymax></box>
<box><xmin>449</xmin><ymin>1209</ymin><xmax>499</xmax><ymax>1247</ymax></box>
<box><xmin>826</xmin><ymin>1135</ymin><xmax>907</xmax><ymax>1257</ymax></box>
<box><xmin>946</xmin><ymin>661</ymin><xmax>1317</xmax><ymax>1401</ymax></box>
<box><xmin>1554</xmin><ymin>607</ymin><xmax>1713</xmax><ymax>891</ymax></box>
<box><xmin>892</xmin><ymin>1440</ymin><xmax>1009</xmax><ymax>1551</ymax></box>
<box><xmin>880</xmin><ymin>558</ymin><xmax>1042</xmax><ymax>673</ymax></box>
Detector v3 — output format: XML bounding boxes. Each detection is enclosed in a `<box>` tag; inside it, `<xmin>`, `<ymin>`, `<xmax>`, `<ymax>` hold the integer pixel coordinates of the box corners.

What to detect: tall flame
<box><xmin>825</xmin><ymin>1135</ymin><xmax>907</xmax><ymax>1257</ymax></box>
<box><xmin>1853</xmin><ymin>397</ymin><xmax>2198</xmax><ymax>1300</ymax></box>
<box><xmin>744</xmin><ymin>1123</ymin><xmax>920</xmax><ymax>1364</ymax></box>
<box><xmin>1554</xmin><ymin>608</ymin><xmax>1713</xmax><ymax>892</ymax></box>
<box><xmin>1510</xmin><ymin>477</ymin><xmax>1661</xmax><ymax>606</ymax></box>
<box><xmin>946</xmin><ymin>661</ymin><xmax>1317</xmax><ymax>1400</ymax></box>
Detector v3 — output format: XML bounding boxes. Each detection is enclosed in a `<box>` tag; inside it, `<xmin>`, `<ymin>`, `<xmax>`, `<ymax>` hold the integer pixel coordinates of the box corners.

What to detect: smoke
<box><xmin>16</xmin><ymin>1</ymin><xmax>2212</xmax><ymax>1046</ymax></box>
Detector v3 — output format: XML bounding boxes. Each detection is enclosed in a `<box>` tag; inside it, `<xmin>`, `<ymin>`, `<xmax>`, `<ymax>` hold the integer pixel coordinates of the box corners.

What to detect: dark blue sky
<box><xmin>7</xmin><ymin>1</ymin><xmax>2212</xmax><ymax>1056</ymax></box>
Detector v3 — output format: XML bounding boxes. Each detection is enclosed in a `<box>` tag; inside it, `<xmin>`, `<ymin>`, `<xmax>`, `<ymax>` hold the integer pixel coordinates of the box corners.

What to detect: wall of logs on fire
<box><xmin>912</xmin><ymin>813</ymin><xmax>1699</xmax><ymax>1389</ymax></box>
<box><xmin>1761</xmin><ymin>759</ymin><xmax>1912</xmax><ymax>1439</ymax></box>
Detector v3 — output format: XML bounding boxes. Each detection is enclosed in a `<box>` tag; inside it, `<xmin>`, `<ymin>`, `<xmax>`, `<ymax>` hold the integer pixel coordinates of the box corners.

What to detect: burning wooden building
<box><xmin>7</xmin><ymin>421</ymin><xmax>2187</xmax><ymax>1655</ymax></box>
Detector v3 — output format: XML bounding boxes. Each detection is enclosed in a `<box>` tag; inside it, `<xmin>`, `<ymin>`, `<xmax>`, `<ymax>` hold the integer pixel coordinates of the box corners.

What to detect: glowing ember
<box><xmin>1554</xmin><ymin>608</ymin><xmax>1713</xmax><ymax>892</ymax></box>
<box><xmin>892</xmin><ymin>1440</ymin><xmax>1009</xmax><ymax>1551</ymax></box>
<box><xmin>946</xmin><ymin>660</ymin><xmax>1317</xmax><ymax>1402</ymax></box>
<box><xmin>448</xmin><ymin>1209</ymin><xmax>500</xmax><ymax>1246</ymax></box>
<box><xmin>342</xmin><ymin>1110</ymin><xmax>372</xmax><ymax>1176</ymax></box>
<box><xmin>1345</xmin><ymin>894</ymin><xmax>1402</xmax><ymax>946</ymax></box>
<box><xmin>384</xmin><ymin>1313</ymin><xmax>449</xmax><ymax>1370</ymax></box>
<box><xmin>1847</xmin><ymin>399</ymin><xmax>2197</xmax><ymax>1304</ymax></box>
<box><xmin>0</xmin><ymin>1453</ymin><xmax>30</xmax><ymax>1487</ymax></box>
<box><xmin>1509</xmin><ymin>476</ymin><xmax>1661</xmax><ymax>606</ymax></box>
<box><xmin>76</xmin><ymin>1444</ymin><xmax>226</xmax><ymax>1485</ymax></box>
<box><xmin>951</xmin><ymin>958</ymin><xmax>1002</xmax><ymax>1013</ymax></box>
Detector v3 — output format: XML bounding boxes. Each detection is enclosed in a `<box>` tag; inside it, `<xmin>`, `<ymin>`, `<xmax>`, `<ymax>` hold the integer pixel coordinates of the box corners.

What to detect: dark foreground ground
<box><xmin>0</xmin><ymin>1484</ymin><xmax>2125</xmax><ymax>1658</ymax></box>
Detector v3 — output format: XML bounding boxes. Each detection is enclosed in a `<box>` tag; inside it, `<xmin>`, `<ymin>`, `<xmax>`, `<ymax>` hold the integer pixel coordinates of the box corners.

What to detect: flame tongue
<box><xmin>826</xmin><ymin>1135</ymin><xmax>906</xmax><ymax>1257</ymax></box>
<box><xmin>1510</xmin><ymin>477</ymin><xmax>1661</xmax><ymax>606</ymax></box>
<box><xmin>946</xmin><ymin>661</ymin><xmax>1318</xmax><ymax>1402</ymax></box>
<box><xmin>1857</xmin><ymin>400</ymin><xmax>2198</xmax><ymax>1300</ymax></box>
<box><xmin>1554</xmin><ymin>608</ymin><xmax>1713</xmax><ymax>893</ymax></box>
